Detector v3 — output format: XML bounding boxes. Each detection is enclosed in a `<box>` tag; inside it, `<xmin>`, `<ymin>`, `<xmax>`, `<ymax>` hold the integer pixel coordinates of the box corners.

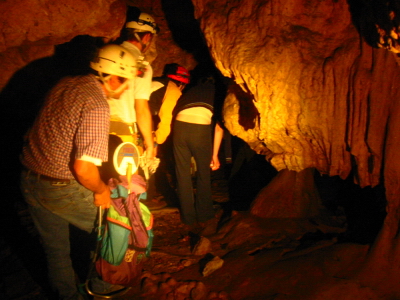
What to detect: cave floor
<box><xmin>1</xmin><ymin>178</ymin><xmax>379</xmax><ymax>300</ymax></box>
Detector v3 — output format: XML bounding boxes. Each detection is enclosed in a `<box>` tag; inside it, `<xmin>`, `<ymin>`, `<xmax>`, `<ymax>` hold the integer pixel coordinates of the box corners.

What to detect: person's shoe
<box><xmin>88</xmin><ymin>277</ymin><xmax>128</xmax><ymax>296</ymax></box>
<box><xmin>97</xmin><ymin>284</ymin><xmax>128</xmax><ymax>295</ymax></box>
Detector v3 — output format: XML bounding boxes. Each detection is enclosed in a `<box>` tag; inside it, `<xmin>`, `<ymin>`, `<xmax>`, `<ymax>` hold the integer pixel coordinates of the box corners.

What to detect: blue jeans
<box><xmin>20</xmin><ymin>170</ymin><xmax>97</xmax><ymax>300</ymax></box>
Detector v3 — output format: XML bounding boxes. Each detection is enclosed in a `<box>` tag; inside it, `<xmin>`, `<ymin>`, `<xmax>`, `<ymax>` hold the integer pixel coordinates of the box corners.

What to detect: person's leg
<box><xmin>155</xmin><ymin>141</ymin><xmax>180</xmax><ymax>207</ymax></box>
<box><xmin>21</xmin><ymin>170</ymin><xmax>97</xmax><ymax>300</ymax></box>
<box><xmin>155</xmin><ymin>168</ymin><xmax>180</xmax><ymax>207</ymax></box>
<box><xmin>141</xmin><ymin>172</ymin><xmax>168</xmax><ymax>210</ymax></box>
<box><xmin>173</xmin><ymin>120</ymin><xmax>196</xmax><ymax>225</ymax></box>
<box><xmin>28</xmin><ymin>203</ymin><xmax>77</xmax><ymax>299</ymax></box>
<box><xmin>190</xmin><ymin>124</ymin><xmax>215</xmax><ymax>223</ymax></box>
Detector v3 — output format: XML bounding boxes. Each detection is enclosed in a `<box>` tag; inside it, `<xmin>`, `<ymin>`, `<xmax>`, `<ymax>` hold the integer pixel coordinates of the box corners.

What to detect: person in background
<box><xmin>150</xmin><ymin>63</ymin><xmax>190</xmax><ymax>144</ymax></box>
<box><xmin>173</xmin><ymin>72</ymin><xmax>224</xmax><ymax>237</ymax></box>
<box><xmin>19</xmin><ymin>44</ymin><xmax>137</xmax><ymax>300</ymax></box>
<box><xmin>143</xmin><ymin>63</ymin><xmax>191</xmax><ymax>210</ymax></box>
<box><xmin>108</xmin><ymin>10</ymin><xmax>159</xmax><ymax>170</ymax></box>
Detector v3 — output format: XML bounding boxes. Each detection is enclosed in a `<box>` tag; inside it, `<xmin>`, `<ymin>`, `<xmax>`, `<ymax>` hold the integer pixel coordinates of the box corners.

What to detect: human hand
<box><xmin>94</xmin><ymin>188</ymin><xmax>111</xmax><ymax>209</ymax></box>
<box><xmin>210</xmin><ymin>156</ymin><xmax>220</xmax><ymax>171</ymax></box>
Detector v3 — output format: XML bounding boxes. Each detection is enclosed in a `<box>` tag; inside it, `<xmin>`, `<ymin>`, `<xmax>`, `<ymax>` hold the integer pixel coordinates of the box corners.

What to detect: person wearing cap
<box><xmin>150</xmin><ymin>63</ymin><xmax>190</xmax><ymax>145</ymax></box>
<box><xmin>172</xmin><ymin>69</ymin><xmax>224</xmax><ymax>236</ymax></box>
<box><xmin>20</xmin><ymin>44</ymin><xmax>137</xmax><ymax>299</ymax></box>
<box><xmin>143</xmin><ymin>63</ymin><xmax>191</xmax><ymax>209</ymax></box>
<box><xmin>108</xmin><ymin>11</ymin><xmax>159</xmax><ymax>170</ymax></box>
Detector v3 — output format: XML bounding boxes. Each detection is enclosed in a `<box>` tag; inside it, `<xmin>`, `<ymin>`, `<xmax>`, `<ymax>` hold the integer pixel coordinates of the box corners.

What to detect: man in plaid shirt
<box><xmin>20</xmin><ymin>44</ymin><xmax>136</xmax><ymax>300</ymax></box>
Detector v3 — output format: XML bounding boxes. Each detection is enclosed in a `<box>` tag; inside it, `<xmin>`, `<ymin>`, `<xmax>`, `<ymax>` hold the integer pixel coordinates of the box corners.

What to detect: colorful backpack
<box><xmin>95</xmin><ymin>175</ymin><xmax>153</xmax><ymax>286</ymax></box>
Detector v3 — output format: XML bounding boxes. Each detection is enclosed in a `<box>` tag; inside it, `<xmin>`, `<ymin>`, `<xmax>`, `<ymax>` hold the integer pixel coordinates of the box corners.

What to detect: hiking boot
<box><xmin>88</xmin><ymin>277</ymin><xmax>128</xmax><ymax>296</ymax></box>
<box><xmin>96</xmin><ymin>284</ymin><xmax>128</xmax><ymax>295</ymax></box>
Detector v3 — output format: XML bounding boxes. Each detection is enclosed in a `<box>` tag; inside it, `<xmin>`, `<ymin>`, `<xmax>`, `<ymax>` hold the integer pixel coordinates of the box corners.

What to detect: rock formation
<box><xmin>193</xmin><ymin>0</ymin><xmax>400</xmax><ymax>188</ymax></box>
<box><xmin>192</xmin><ymin>0</ymin><xmax>400</xmax><ymax>297</ymax></box>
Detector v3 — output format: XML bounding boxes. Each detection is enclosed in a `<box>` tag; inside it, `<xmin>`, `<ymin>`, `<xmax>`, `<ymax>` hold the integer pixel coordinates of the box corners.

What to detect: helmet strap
<box><xmin>134</xmin><ymin>31</ymin><xmax>153</xmax><ymax>53</ymax></box>
<box><xmin>134</xmin><ymin>32</ymin><xmax>147</xmax><ymax>51</ymax></box>
<box><xmin>110</xmin><ymin>79</ymin><xmax>130</xmax><ymax>97</ymax></box>
<box><xmin>98</xmin><ymin>72</ymin><xmax>130</xmax><ymax>99</ymax></box>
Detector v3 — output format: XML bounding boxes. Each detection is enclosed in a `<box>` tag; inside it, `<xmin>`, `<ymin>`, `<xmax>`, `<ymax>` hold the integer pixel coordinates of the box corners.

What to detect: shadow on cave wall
<box><xmin>226</xmin><ymin>137</ymin><xmax>278</xmax><ymax>212</ymax></box>
<box><xmin>315</xmin><ymin>171</ymin><xmax>387</xmax><ymax>244</ymax></box>
<box><xmin>223</xmin><ymin>146</ymin><xmax>386</xmax><ymax>245</ymax></box>
<box><xmin>161</xmin><ymin>0</ymin><xmax>213</xmax><ymax>65</ymax></box>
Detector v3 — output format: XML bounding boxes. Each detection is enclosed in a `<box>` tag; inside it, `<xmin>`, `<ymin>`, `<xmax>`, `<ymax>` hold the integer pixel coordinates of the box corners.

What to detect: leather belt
<box><xmin>24</xmin><ymin>168</ymin><xmax>72</xmax><ymax>184</ymax></box>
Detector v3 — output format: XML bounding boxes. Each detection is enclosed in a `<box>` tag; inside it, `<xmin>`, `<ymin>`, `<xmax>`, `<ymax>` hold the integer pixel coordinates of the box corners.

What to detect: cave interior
<box><xmin>1</xmin><ymin>0</ymin><xmax>400</xmax><ymax>299</ymax></box>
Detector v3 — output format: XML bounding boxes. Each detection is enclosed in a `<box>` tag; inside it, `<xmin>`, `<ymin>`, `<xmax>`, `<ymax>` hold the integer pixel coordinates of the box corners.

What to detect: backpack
<box><xmin>95</xmin><ymin>175</ymin><xmax>153</xmax><ymax>287</ymax></box>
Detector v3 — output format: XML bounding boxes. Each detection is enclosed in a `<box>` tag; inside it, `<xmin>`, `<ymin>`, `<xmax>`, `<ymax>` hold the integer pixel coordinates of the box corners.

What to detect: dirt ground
<box><xmin>106</xmin><ymin>180</ymin><xmax>378</xmax><ymax>300</ymax></box>
<box><xmin>1</xmin><ymin>178</ymin><xmax>383</xmax><ymax>300</ymax></box>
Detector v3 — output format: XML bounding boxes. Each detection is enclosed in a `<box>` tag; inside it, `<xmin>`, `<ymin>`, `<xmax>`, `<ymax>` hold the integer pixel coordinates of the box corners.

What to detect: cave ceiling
<box><xmin>2</xmin><ymin>0</ymin><xmax>400</xmax><ymax>189</ymax></box>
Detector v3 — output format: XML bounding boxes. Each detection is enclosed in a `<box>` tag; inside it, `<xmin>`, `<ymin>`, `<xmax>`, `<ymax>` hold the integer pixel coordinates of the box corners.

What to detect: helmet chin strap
<box><xmin>108</xmin><ymin>80</ymin><xmax>130</xmax><ymax>99</ymax></box>
<box><xmin>98</xmin><ymin>73</ymin><xmax>130</xmax><ymax>99</ymax></box>
<box><xmin>134</xmin><ymin>32</ymin><xmax>150</xmax><ymax>52</ymax></box>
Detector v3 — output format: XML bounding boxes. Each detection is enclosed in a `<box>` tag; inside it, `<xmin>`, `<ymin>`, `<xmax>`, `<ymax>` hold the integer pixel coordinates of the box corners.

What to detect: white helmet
<box><xmin>125</xmin><ymin>12</ymin><xmax>159</xmax><ymax>34</ymax></box>
<box><xmin>90</xmin><ymin>44</ymin><xmax>137</xmax><ymax>79</ymax></box>
<box><xmin>91</xmin><ymin>44</ymin><xmax>137</xmax><ymax>98</ymax></box>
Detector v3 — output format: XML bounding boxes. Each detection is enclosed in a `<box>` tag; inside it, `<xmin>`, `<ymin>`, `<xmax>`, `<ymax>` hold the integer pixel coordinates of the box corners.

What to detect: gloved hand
<box><xmin>139</xmin><ymin>151</ymin><xmax>150</xmax><ymax>170</ymax></box>
<box><xmin>140</xmin><ymin>150</ymin><xmax>158</xmax><ymax>179</ymax></box>
<box><xmin>149</xmin><ymin>157</ymin><xmax>160</xmax><ymax>173</ymax></box>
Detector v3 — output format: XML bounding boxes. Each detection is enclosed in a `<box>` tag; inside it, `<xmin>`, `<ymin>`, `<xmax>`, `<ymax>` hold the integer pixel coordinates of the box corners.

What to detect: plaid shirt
<box><xmin>21</xmin><ymin>74</ymin><xmax>109</xmax><ymax>179</ymax></box>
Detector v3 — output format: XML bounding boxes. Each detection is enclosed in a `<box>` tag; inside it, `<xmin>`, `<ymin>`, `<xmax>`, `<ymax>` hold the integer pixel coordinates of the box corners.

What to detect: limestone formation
<box><xmin>193</xmin><ymin>0</ymin><xmax>400</xmax><ymax>190</ymax></box>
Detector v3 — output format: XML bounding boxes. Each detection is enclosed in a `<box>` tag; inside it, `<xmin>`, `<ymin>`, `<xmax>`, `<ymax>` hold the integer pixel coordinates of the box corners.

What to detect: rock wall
<box><xmin>0</xmin><ymin>0</ymin><xmax>198</xmax><ymax>89</ymax></box>
<box><xmin>0</xmin><ymin>0</ymin><xmax>129</xmax><ymax>89</ymax></box>
<box><xmin>2</xmin><ymin>0</ymin><xmax>400</xmax><ymax>190</ymax></box>
<box><xmin>192</xmin><ymin>0</ymin><xmax>400</xmax><ymax>188</ymax></box>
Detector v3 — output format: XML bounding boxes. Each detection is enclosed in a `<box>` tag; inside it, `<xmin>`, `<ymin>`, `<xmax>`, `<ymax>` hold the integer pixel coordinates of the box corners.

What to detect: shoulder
<box><xmin>120</xmin><ymin>41</ymin><xmax>140</xmax><ymax>57</ymax></box>
<box><xmin>73</xmin><ymin>75</ymin><xmax>108</xmax><ymax>109</ymax></box>
<box><xmin>166</xmin><ymin>81</ymin><xmax>182</xmax><ymax>95</ymax></box>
